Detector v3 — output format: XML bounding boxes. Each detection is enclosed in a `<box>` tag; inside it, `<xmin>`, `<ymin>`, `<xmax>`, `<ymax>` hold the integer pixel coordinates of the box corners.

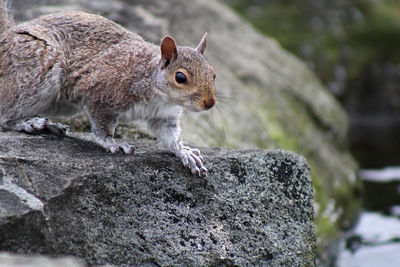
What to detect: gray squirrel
<box><xmin>0</xmin><ymin>1</ymin><xmax>216</xmax><ymax>176</ymax></box>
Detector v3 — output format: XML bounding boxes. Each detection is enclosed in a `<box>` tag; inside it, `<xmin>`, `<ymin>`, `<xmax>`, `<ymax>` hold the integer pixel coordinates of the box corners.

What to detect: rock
<box><xmin>0</xmin><ymin>253</ymin><xmax>85</xmax><ymax>267</ymax></box>
<box><xmin>0</xmin><ymin>132</ymin><xmax>316</xmax><ymax>266</ymax></box>
<box><xmin>6</xmin><ymin>0</ymin><xmax>361</xmax><ymax>262</ymax></box>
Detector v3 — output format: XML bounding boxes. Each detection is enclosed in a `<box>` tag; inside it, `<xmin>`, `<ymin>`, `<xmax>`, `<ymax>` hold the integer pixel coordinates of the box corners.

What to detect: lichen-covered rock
<box><xmin>0</xmin><ymin>132</ymin><xmax>315</xmax><ymax>266</ymax></box>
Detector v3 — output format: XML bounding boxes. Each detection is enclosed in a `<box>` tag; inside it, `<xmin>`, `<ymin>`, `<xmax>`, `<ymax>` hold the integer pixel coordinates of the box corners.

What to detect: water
<box><xmin>336</xmin><ymin>167</ymin><xmax>400</xmax><ymax>267</ymax></box>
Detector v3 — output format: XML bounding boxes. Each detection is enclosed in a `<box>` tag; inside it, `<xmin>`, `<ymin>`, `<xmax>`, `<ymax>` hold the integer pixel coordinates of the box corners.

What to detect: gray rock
<box><xmin>0</xmin><ymin>132</ymin><xmax>315</xmax><ymax>266</ymax></box>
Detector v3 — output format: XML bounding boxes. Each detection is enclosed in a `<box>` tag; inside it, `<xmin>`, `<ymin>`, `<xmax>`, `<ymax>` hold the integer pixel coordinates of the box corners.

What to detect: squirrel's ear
<box><xmin>196</xmin><ymin>33</ymin><xmax>207</xmax><ymax>55</ymax></box>
<box><xmin>160</xmin><ymin>36</ymin><xmax>177</xmax><ymax>69</ymax></box>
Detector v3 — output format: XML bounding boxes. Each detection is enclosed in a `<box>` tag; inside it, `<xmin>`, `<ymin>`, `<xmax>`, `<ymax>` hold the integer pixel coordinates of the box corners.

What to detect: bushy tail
<box><xmin>0</xmin><ymin>0</ymin><xmax>13</xmax><ymax>34</ymax></box>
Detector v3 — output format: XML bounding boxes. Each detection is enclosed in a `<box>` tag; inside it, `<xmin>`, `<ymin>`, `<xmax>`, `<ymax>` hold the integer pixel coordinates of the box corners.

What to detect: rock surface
<box><xmin>0</xmin><ymin>132</ymin><xmax>315</xmax><ymax>266</ymax></box>
<box><xmin>6</xmin><ymin>0</ymin><xmax>360</xmax><ymax>261</ymax></box>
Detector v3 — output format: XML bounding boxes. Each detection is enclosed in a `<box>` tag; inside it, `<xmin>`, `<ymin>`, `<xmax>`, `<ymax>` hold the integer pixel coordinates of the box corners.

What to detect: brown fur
<box><xmin>0</xmin><ymin>0</ymin><xmax>13</xmax><ymax>34</ymax></box>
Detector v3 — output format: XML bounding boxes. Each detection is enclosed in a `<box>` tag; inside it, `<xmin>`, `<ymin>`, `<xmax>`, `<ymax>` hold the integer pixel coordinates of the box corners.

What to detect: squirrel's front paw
<box><xmin>178</xmin><ymin>146</ymin><xmax>207</xmax><ymax>176</ymax></box>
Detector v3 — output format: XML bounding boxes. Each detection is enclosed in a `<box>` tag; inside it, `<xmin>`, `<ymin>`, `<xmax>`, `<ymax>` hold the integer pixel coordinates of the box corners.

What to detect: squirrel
<box><xmin>0</xmin><ymin>1</ymin><xmax>216</xmax><ymax>176</ymax></box>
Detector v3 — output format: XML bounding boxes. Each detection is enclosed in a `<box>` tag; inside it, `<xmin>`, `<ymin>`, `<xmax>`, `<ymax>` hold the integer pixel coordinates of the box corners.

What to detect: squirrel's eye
<box><xmin>175</xmin><ymin>72</ymin><xmax>187</xmax><ymax>84</ymax></box>
<box><xmin>213</xmin><ymin>73</ymin><xmax>216</xmax><ymax>79</ymax></box>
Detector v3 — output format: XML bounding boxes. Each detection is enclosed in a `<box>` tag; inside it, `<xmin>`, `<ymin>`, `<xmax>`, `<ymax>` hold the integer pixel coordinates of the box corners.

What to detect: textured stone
<box><xmin>0</xmin><ymin>132</ymin><xmax>315</xmax><ymax>266</ymax></box>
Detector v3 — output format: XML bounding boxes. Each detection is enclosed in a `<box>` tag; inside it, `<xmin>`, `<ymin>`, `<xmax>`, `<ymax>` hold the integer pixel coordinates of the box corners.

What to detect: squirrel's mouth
<box><xmin>175</xmin><ymin>95</ymin><xmax>216</xmax><ymax>112</ymax></box>
<box><xmin>185</xmin><ymin>104</ymin><xmax>203</xmax><ymax>113</ymax></box>
<box><xmin>180</xmin><ymin>101</ymin><xmax>203</xmax><ymax>113</ymax></box>
<box><xmin>187</xmin><ymin>98</ymin><xmax>216</xmax><ymax>112</ymax></box>
<box><xmin>185</xmin><ymin>103</ymin><xmax>215</xmax><ymax>113</ymax></box>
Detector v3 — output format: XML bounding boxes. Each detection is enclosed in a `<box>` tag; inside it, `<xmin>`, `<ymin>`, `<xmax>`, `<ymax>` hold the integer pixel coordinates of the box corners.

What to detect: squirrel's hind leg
<box><xmin>86</xmin><ymin>106</ymin><xmax>135</xmax><ymax>154</ymax></box>
<box><xmin>3</xmin><ymin>117</ymin><xmax>69</xmax><ymax>135</ymax></box>
<box><xmin>46</xmin><ymin>122</ymin><xmax>70</xmax><ymax>135</ymax></box>
<box><xmin>13</xmin><ymin>117</ymin><xmax>48</xmax><ymax>133</ymax></box>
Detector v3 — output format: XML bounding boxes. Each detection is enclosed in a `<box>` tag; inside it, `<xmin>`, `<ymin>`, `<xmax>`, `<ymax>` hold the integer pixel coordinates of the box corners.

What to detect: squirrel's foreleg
<box><xmin>148</xmin><ymin>117</ymin><xmax>207</xmax><ymax>176</ymax></box>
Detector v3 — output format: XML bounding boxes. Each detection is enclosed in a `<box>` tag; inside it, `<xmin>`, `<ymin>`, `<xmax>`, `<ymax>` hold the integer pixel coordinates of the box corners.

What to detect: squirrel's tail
<box><xmin>0</xmin><ymin>0</ymin><xmax>14</xmax><ymax>34</ymax></box>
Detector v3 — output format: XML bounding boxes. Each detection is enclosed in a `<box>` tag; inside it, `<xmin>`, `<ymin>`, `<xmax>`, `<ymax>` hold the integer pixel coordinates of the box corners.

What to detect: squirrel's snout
<box><xmin>202</xmin><ymin>97</ymin><xmax>216</xmax><ymax>110</ymax></box>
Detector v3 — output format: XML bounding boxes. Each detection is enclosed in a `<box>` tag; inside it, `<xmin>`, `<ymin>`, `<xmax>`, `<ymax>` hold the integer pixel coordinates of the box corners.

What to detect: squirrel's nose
<box><xmin>203</xmin><ymin>97</ymin><xmax>216</xmax><ymax>110</ymax></box>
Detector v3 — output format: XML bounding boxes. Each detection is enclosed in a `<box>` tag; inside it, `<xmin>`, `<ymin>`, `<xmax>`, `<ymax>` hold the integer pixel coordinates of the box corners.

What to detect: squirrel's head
<box><xmin>154</xmin><ymin>33</ymin><xmax>216</xmax><ymax>112</ymax></box>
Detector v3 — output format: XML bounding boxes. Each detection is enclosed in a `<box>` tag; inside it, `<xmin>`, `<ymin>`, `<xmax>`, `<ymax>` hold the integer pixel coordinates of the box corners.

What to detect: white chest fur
<box><xmin>123</xmin><ymin>96</ymin><xmax>183</xmax><ymax>122</ymax></box>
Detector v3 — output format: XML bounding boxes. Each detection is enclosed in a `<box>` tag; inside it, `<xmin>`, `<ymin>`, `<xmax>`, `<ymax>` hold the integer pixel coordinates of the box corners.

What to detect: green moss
<box><xmin>311</xmin><ymin>165</ymin><xmax>338</xmax><ymax>253</ymax></box>
<box><xmin>343</xmin><ymin>1</ymin><xmax>400</xmax><ymax>81</ymax></box>
<box><xmin>253</xmin><ymin>105</ymin><xmax>298</xmax><ymax>151</ymax></box>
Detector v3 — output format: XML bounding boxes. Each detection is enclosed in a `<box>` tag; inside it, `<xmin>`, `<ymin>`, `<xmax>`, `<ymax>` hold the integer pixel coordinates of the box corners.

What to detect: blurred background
<box><xmin>223</xmin><ymin>0</ymin><xmax>400</xmax><ymax>266</ymax></box>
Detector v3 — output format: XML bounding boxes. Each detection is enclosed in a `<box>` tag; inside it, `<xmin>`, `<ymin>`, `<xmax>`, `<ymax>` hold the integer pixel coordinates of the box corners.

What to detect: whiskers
<box><xmin>201</xmin><ymin>89</ymin><xmax>231</xmax><ymax>145</ymax></box>
<box><xmin>214</xmin><ymin>89</ymin><xmax>232</xmax><ymax>106</ymax></box>
<box><xmin>178</xmin><ymin>88</ymin><xmax>231</xmax><ymax>146</ymax></box>
<box><xmin>180</xmin><ymin>98</ymin><xmax>200</xmax><ymax>118</ymax></box>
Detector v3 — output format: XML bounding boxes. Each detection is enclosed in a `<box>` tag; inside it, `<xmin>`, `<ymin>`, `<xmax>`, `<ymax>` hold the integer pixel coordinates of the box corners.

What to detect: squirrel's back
<box><xmin>0</xmin><ymin>0</ymin><xmax>14</xmax><ymax>34</ymax></box>
<box><xmin>13</xmin><ymin>12</ymin><xmax>145</xmax><ymax>63</ymax></box>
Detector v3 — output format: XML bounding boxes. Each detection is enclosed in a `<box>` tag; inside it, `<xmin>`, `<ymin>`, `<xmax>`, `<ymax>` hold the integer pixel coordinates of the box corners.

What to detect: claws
<box><xmin>93</xmin><ymin>134</ymin><xmax>136</xmax><ymax>155</ymax></box>
<box><xmin>200</xmin><ymin>166</ymin><xmax>208</xmax><ymax>176</ymax></box>
<box><xmin>47</xmin><ymin>122</ymin><xmax>69</xmax><ymax>135</ymax></box>
<box><xmin>31</xmin><ymin>117</ymin><xmax>48</xmax><ymax>131</ymax></box>
<box><xmin>189</xmin><ymin>148</ymin><xmax>204</xmax><ymax>163</ymax></box>
<box><xmin>104</xmin><ymin>142</ymin><xmax>135</xmax><ymax>154</ymax></box>
<box><xmin>15</xmin><ymin>117</ymin><xmax>48</xmax><ymax>133</ymax></box>
<box><xmin>181</xmin><ymin>157</ymin><xmax>189</xmax><ymax>168</ymax></box>
<box><xmin>108</xmin><ymin>145</ymin><xmax>120</xmax><ymax>154</ymax></box>
<box><xmin>177</xmin><ymin>146</ymin><xmax>207</xmax><ymax>176</ymax></box>
<box><xmin>120</xmin><ymin>142</ymin><xmax>136</xmax><ymax>154</ymax></box>
<box><xmin>191</xmin><ymin>166</ymin><xmax>200</xmax><ymax>176</ymax></box>
<box><xmin>13</xmin><ymin>117</ymin><xmax>70</xmax><ymax>136</ymax></box>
